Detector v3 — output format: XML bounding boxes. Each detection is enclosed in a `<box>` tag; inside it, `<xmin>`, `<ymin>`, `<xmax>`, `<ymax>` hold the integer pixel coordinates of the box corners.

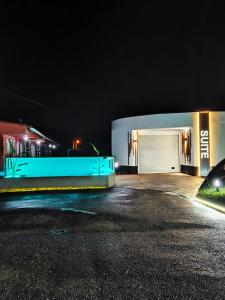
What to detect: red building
<box><xmin>0</xmin><ymin>121</ymin><xmax>57</xmax><ymax>171</ymax></box>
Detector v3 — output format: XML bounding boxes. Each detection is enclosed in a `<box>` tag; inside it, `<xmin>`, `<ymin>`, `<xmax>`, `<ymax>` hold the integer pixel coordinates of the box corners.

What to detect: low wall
<box><xmin>0</xmin><ymin>175</ymin><xmax>116</xmax><ymax>193</ymax></box>
<box><xmin>4</xmin><ymin>156</ymin><xmax>114</xmax><ymax>178</ymax></box>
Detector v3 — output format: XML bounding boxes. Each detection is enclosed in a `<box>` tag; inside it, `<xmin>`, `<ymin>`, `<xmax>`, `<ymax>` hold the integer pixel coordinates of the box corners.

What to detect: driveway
<box><xmin>1</xmin><ymin>173</ymin><xmax>225</xmax><ymax>299</ymax></box>
<box><xmin>116</xmin><ymin>173</ymin><xmax>204</xmax><ymax>198</ymax></box>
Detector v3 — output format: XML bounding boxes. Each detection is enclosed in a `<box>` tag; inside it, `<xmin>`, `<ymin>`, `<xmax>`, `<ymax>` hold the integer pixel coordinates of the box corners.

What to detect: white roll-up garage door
<box><xmin>138</xmin><ymin>134</ymin><xmax>179</xmax><ymax>173</ymax></box>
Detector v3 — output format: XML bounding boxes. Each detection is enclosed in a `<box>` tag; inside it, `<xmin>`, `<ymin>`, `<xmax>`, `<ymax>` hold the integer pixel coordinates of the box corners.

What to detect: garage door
<box><xmin>138</xmin><ymin>135</ymin><xmax>179</xmax><ymax>173</ymax></box>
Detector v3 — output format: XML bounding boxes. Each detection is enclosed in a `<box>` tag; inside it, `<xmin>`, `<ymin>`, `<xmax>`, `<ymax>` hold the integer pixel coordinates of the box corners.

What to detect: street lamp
<box><xmin>36</xmin><ymin>140</ymin><xmax>42</xmax><ymax>157</ymax></box>
<box><xmin>24</xmin><ymin>135</ymin><xmax>29</xmax><ymax>157</ymax></box>
<box><xmin>24</xmin><ymin>135</ymin><xmax>28</xmax><ymax>141</ymax></box>
<box><xmin>48</xmin><ymin>144</ymin><xmax>52</xmax><ymax>156</ymax></box>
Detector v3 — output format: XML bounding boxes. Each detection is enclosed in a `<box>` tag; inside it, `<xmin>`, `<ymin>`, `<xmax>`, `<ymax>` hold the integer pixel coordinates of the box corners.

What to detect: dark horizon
<box><xmin>1</xmin><ymin>1</ymin><xmax>225</xmax><ymax>154</ymax></box>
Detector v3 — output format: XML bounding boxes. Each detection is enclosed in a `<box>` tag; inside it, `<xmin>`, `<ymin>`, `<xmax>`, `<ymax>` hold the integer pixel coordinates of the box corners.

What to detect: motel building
<box><xmin>112</xmin><ymin>111</ymin><xmax>225</xmax><ymax>177</ymax></box>
<box><xmin>0</xmin><ymin>121</ymin><xmax>57</xmax><ymax>174</ymax></box>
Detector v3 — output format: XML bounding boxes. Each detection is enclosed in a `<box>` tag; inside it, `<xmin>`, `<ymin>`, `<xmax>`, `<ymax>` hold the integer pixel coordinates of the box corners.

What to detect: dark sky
<box><xmin>0</xmin><ymin>1</ymin><xmax>225</xmax><ymax>154</ymax></box>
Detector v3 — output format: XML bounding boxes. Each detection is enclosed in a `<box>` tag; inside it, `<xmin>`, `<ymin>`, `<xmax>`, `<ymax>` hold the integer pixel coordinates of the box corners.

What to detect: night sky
<box><xmin>1</xmin><ymin>1</ymin><xmax>225</xmax><ymax>154</ymax></box>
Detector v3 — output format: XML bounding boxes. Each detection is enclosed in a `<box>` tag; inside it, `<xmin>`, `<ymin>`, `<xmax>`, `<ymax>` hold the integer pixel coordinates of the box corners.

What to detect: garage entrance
<box><xmin>138</xmin><ymin>132</ymin><xmax>179</xmax><ymax>173</ymax></box>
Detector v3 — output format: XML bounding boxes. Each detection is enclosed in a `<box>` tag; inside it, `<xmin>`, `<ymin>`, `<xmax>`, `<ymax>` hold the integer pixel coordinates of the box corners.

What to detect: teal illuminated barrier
<box><xmin>4</xmin><ymin>157</ymin><xmax>115</xmax><ymax>178</ymax></box>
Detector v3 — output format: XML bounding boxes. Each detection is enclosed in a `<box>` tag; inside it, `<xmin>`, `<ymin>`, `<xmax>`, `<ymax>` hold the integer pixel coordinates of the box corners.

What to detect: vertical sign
<box><xmin>199</xmin><ymin>112</ymin><xmax>210</xmax><ymax>176</ymax></box>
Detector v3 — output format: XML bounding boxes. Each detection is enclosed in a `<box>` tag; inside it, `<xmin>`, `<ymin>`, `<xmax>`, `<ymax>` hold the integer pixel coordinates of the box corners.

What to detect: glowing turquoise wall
<box><xmin>4</xmin><ymin>157</ymin><xmax>114</xmax><ymax>178</ymax></box>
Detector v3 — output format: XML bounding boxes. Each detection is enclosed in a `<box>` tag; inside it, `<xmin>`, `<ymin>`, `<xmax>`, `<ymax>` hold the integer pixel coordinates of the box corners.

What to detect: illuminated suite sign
<box><xmin>199</xmin><ymin>112</ymin><xmax>210</xmax><ymax>176</ymax></box>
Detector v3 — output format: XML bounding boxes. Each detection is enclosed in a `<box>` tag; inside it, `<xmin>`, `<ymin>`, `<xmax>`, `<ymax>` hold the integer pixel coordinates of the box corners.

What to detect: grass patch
<box><xmin>197</xmin><ymin>188</ymin><xmax>225</xmax><ymax>206</ymax></box>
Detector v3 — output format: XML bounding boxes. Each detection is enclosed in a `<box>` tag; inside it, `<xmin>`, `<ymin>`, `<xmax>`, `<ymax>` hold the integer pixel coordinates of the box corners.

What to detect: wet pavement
<box><xmin>0</xmin><ymin>175</ymin><xmax>225</xmax><ymax>299</ymax></box>
<box><xmin>116</xmin><ymin>173</ymin><xmax>204</xmax><ymax>198</ymax></box>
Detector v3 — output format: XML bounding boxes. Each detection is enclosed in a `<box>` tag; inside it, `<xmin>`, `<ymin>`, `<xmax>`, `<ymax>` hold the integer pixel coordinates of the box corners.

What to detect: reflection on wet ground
<box><xmin>0</xmin><ymin>188</ymin><xmax>133</xmax><ymax>213</ymax></box>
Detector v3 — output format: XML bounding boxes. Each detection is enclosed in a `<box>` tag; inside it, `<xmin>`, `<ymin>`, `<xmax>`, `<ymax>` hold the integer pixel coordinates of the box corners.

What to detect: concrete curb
<box><xmin>0</xmin><ymin>175</ymin><xmax>116</xmax><ymax>193</ymax></box>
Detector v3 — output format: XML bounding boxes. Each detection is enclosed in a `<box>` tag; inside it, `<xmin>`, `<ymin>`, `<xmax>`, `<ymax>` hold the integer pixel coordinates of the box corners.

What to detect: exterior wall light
<box><xmin>24</xmin><ymin>135</ymin><xmax>29</xmax><ymax>141</ymax></box>
<box><xmin>52</xmin><ymin>145</ymin><xmax>56</xmax><ymax>149</ymax></box>
<box><xmin>36</xmin><ymin>140</ymin><xmax>41</xmax><ymax>145</ymax></box>
<box><xmin>49</xmin><ymin>144</ymin><xmax>52</xmax><ymax>148</ymax></box>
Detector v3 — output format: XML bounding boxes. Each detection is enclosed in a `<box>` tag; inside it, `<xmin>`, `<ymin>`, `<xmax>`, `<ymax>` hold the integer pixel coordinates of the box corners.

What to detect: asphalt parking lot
<box><xmin>1</xmin><ymin>174</ymin><xmax>225</xmax><ymax>299</ymax></box>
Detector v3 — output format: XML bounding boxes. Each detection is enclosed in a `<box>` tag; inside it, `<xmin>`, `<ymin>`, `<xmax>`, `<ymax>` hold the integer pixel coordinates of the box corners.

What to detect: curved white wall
<box><xmin>112</xmin><ymin>112</ymin><xmax>194</xmax><ymax>166</ymax></box>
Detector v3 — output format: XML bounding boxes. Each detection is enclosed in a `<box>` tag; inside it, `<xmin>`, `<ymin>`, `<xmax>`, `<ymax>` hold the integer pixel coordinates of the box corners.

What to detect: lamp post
<box><xmin>36</xmin><ymin>140</ymin><xmax>41</xmax><ymax>157</ymax></box>
<box><xmin>49</xmin><ymin>144</ymin><xmax>52</xmax><ymax>156</ymax></box>
<box><xmin>24</xmin><ymin>135</ymin><xmax>29</xmax><ymax>157</ymax></box>
<box><xmin>67</xmin><ymin>148</ymin><xmax>71</xmax><ymax>157</ymax></box>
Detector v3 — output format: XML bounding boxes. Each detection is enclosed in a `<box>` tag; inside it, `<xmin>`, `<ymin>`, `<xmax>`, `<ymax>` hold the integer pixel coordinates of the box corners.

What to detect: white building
<box><xmin>112</xmin><ymin>111</ymin><xmax>225</xmax><ymax>176</ymax></box>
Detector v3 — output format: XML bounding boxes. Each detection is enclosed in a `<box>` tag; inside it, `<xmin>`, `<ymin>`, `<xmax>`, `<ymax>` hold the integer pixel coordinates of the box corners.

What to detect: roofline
<box><xmin>112</xmin><ymin>110</ymin><xmax>225</xmax><ymax>123</ymax></box>
<box><xmin>29</xmin><ymin>127</ymin><xmax>59</xmax><ymax>145</ymax></box>
<box><xmin>0</xmin><ymin>120</ymin><xmax>31</xmax><ymax>127</ymax></box>
<box><xmin>0</xmin><ymin>121</ymin><xmax>59</xmax><ymax>145</ymax></box>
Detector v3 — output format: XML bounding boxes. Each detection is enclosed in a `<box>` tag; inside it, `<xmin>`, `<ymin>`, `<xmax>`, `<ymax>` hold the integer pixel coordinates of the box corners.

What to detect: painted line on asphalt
<box><xmin>60</xmin><ymin>208</ymin><xmax>96</xmax><ymax>215</ymax></box>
